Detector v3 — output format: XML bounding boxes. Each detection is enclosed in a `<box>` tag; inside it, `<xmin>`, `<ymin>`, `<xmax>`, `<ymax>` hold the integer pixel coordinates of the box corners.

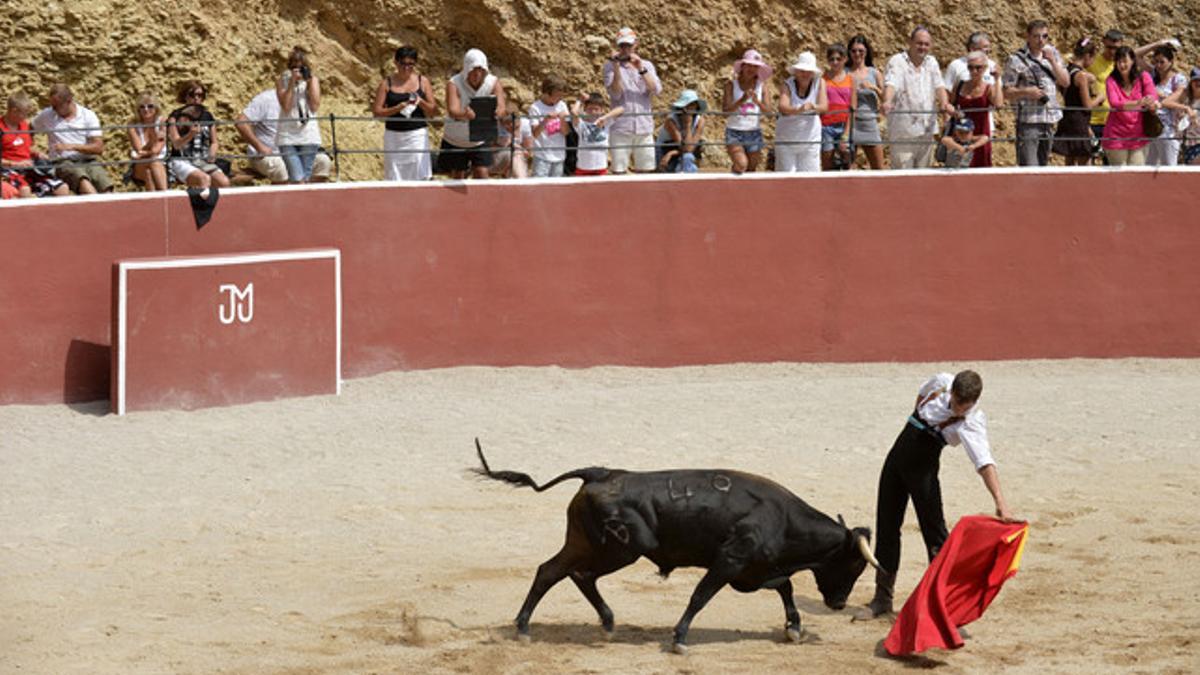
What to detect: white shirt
<box><xmin>276</xmin><ymin>72</ymin><xmax>322</xmax><ymax>147</ymax></box>
<box><xmin>31</xmin><ymin>104</ymin><xmax>103</xmax><ymax>159</ymax></box>
<box><xmin>885</xmin><ymin>52</ymin><xmax>945</xmax><ymax>139</ymax></box>
<box><xmin>528</xmin><ymin>99</ymin><xmax>569</xmax><ymax>164</ymax></box>
<box><xmin>242</xmin><ymin>89</ymin><xmax>281</xmax><ymax>154</ymax></box>
<box><xmin>573</xmin><ymin>117</ymin><xmax>610</xmax><ymax>171</ymax></box>
<box><xmin>915</xmin><ymin>373</ymin><xmax>995</xmax><ymax>470</ymax></box>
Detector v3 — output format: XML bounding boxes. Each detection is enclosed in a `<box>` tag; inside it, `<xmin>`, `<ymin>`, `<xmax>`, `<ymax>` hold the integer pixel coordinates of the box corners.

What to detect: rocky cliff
<box><xmin>2</xmin><ymin>1</ymin><xmax>1194</xmax><ymax>180</ymax></box>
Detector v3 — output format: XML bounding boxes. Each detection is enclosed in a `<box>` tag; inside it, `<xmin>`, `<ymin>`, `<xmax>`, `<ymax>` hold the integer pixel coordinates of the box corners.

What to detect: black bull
<box><xmin>474</xmin><ymin>440</ymin><xmax>883</xmax><ymax>651</ymax></box>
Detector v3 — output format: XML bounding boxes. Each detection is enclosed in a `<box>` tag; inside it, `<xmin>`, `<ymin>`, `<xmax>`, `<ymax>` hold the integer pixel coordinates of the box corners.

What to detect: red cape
<box><xmin>884</xmin><ymin>514</ymin><xmax>1029</xmax><ymax>656</ymax></box>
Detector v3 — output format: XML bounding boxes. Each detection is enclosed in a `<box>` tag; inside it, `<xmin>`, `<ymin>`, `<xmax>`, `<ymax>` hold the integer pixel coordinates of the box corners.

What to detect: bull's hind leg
<box><xmin>570</xmin><ymin>574</ymin><xmax>614</xmax><ymax>634</ymax></box>
<box><xmin>570</xmin><ymin>550</ymin><xmax>639</xmax><ymax>636</ymax></box>
<box><xmin>776</xmin><ymin>580</ymin><xmax>802</xmax><ymax>642</ymax></box>
<box><xmin>515</xmin><ymin>550</ymin><xmax>575</xmax><ymax>641</ymax></box>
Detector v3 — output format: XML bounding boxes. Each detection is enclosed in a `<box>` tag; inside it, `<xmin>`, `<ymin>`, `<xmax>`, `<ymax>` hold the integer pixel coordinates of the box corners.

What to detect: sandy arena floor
<box><xmin>2</xmin><ymin>359</ymin><xmax>1198</xmax><ymax>674</ymax></box>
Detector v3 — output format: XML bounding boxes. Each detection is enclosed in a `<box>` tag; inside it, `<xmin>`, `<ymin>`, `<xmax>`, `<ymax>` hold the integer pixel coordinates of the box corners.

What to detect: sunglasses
<box><xmin>188</xmin><ymin>90</ymin><xmax>206</xmax><ymax>100</ymax></box>
<box><xmin>396</xmin><ymin>60</ymin><xmax>417</xmax><ymax>66</ymax></box>
<box><xmin>968</xmin><ymin>65</ymin><xmax>986</xmax><ymax>71</ymax></box>
<box><xmin>138</xmin><ymin>103</ymin><xmax>157</xmax><ymax>110</ymax></box>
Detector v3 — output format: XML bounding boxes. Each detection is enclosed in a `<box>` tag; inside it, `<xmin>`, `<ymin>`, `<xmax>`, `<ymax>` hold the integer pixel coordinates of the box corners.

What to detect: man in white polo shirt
<box><xmin>32</xmin><ymin>83</ymin><xmax>112</xmax><ymax>194</ymax></box>
<box><xmin>865</xmin><ymin>370</ymin><xmax>1017</xmax><ymax>617</ymax></box>
<box><xmin>234</xmin><ymin>89</ymin><xmax>330</xmax><ymax>184</ymax></box>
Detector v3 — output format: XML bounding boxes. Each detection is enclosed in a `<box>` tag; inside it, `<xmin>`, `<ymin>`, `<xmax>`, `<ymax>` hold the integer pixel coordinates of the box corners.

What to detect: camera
<box><xmin>299</xmin><ymin>65</ymin><xmax>312</xmax><ymax>80</ymax></box>
<box><xmin>1036</xmin><ymin>93</ymin><xmax>1050</xmax><ymax>105</ymax></box>
<box><xmin>614</xmin><ymin>55</ymin><xmax>631</xmax><ymax>62</ymax></box>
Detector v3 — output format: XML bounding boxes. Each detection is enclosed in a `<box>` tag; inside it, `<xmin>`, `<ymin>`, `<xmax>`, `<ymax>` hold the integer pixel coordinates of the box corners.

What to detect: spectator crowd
<box><xmin>3</xmin><ymin>23</ymin><xmax>1198</xmax><ymax>199</ymax></box>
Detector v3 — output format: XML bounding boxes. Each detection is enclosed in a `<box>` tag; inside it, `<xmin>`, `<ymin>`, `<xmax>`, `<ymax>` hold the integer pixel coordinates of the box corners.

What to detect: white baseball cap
<box><xmin>615</xmin><ymin>27</ymin><xmax>637</xmax><ymax>46</ymax></box>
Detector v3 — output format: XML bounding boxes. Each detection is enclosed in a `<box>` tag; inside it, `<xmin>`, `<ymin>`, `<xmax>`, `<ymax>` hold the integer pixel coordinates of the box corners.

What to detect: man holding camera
<box><xmin>602</xmin><ymin>27</ymin><xmax>661</xmax><ymax>174</ymax></box>
<box><xmin>1003</xmin><ymin>20</ymin><xmax>1070</xmax><ymax>167</ymax></box>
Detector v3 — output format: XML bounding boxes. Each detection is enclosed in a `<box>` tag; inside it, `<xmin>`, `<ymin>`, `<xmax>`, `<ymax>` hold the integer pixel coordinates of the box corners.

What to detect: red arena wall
<box><xmin>1</xmin><ymin>169</ymin><xmax>1197</xmax><ymax>405</ymax></box>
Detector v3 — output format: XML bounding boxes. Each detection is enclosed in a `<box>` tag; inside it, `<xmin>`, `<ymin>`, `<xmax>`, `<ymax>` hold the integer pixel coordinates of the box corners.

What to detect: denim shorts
<box><xmin>725</xmin><ymin>128</ymin><xmax>764</xmax><ymax>154</ymax></box>
<box><xmin>821</xmin><ymin>122</ymin><xmax>847</xmax><ymax>153</ymax></box>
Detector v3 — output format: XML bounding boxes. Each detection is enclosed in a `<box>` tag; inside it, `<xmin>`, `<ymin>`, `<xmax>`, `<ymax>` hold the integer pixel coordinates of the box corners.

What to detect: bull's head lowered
<box><xmin>813</xmin><ymin>517</ymin><xmax>884</xmax><ymax>610</ymax></box>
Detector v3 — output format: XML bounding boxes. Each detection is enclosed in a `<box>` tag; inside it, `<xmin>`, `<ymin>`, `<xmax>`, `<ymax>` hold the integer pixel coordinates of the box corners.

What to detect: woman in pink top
<box><xmin>1101</xmin><ymin>45</ymin><xmax>1160</xmax><ymax>166</ymax></box>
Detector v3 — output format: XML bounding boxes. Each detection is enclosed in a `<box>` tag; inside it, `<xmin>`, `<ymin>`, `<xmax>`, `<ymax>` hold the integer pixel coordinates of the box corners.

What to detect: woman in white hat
<box><xmin>775</xmin><ymin>52</ymin><xmax>827</xmax><ymax>172</ymax></box>
<box><xmin>442</xmin><ymin>48</ymin><xmax>508</xmax><ymax>179</ymax></box>
<box><xmin>723</xmin><ymin>49</ymin><xmax>774</xmax><ymax>174</ymax></box>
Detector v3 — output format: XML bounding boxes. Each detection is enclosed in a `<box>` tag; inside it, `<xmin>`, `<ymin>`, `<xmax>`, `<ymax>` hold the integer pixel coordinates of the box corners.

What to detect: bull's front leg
<box><xmin>775</xmin><ymin>580</ymin><xmax>802</xmax><ymax>642</ymax></box>
<box><xmin>671</xmin><ymin>569</ymin><xmax>728</xmax><ymax>654</ymax></box>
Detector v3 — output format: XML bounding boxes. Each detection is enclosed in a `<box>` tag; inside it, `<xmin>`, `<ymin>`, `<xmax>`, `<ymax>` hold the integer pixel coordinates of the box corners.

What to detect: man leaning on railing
<box><xmin>31</xmin><ymin>83</ymin><xmax>112</xmax><ymax>194</ymax></box>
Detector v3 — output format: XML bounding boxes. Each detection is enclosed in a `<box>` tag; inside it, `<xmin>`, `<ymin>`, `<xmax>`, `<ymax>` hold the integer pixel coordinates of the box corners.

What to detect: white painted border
<box><xmin>116</xmin><ymin>248</ymin><xmax>341</xmax><ymax>415</ymax></box>
<box><xmin>2</xmin><ymin>164</ymin><xmax>1198</xmax><ymax>211</ymax></box>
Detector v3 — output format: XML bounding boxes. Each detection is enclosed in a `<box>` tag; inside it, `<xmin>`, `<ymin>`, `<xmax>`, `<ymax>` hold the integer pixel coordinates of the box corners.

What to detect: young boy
<box><xmin>1</xmin><ymin>92</ymin><xmax>69</xmax><ymax>198</ymax></box>
<box><xmin>528</xmin><ymin>76</ymin><xmax>570</xmax><ymax>177</ymax></box>
<box><xmin>569</xmin><ymin>92</ymin><xmax>624</xmax><ymax>176</ymax></box>
<box><xmin>939</xmin><ymin>117</ymin><xmax>989</xmax><ymax>169</ymax></box>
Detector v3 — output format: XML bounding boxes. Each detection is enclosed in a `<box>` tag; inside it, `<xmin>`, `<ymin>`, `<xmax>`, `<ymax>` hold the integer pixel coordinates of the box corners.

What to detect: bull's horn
<box><xmin>856</xmin><ymin>534</ymin><xmax>884</xmax><ymax>571</ymax></box>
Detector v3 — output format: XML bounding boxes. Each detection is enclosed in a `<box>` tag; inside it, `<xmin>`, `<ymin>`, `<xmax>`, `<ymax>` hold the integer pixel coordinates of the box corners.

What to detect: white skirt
<box><xmin>383</xmin><ymin>128</ymin><xmax>432</xmax><ymax>181</ymax></box>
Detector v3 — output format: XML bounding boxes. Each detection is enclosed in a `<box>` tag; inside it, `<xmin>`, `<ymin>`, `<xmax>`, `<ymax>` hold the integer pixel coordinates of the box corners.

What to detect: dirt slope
<box><xmin>2</xmin><ymin>2</ymin><xmax>1194</xmax><ymax>178</ymax></box>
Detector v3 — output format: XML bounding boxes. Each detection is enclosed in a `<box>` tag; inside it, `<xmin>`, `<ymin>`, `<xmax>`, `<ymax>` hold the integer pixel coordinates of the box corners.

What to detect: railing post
<box><xmin>329</xmin><ymin>113</ymin><xmax>340</xmax><ymax>182</ymax></box>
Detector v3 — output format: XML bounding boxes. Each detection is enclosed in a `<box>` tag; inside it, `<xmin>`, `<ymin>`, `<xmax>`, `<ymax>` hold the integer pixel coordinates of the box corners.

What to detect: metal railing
<box><xmin>3</xmin><ymin>103</ymin><xmax>1196</xmax><ymax>192</ymax></box>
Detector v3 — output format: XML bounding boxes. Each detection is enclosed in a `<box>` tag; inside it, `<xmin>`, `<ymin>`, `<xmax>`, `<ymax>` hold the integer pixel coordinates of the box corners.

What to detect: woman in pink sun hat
<box><xmin>723</xmin><ymin>48</ymin><xmax>774</xmax><ymax>174</ymax></box>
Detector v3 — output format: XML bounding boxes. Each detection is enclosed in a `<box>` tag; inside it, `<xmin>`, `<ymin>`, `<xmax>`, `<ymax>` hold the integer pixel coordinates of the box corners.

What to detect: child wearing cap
<box><xmin>938</xmin><ymin>117</ymin><xmax>988</xmax><ymax>168</ymax></box>
<box><xmin>569</xmin><ymin>92</ymin><xmax>624</xmax><ymax>176</ymax></box>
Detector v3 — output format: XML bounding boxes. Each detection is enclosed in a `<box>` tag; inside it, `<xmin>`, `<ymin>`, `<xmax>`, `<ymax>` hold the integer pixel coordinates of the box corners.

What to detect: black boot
<box><xmin>866</xmin><ymin>569</ymin><xmax>895</xmax><ymax>617</ymax></box>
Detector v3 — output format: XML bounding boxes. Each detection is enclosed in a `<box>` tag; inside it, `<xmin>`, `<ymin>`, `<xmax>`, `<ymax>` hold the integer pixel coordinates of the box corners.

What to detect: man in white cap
<box><xmin>603</xmin><ymin>27</ymin><xmax>662</xmax><ymax>174</ymax></box>
<box><xmin>882</xmin><ymin>26</ymin><xmax>954</xmax><ymax>169</ymax></box>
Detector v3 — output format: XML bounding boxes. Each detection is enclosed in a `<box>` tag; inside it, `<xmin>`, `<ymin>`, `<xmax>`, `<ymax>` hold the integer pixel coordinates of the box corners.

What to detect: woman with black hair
<box><xmin>846</xmin><ymin>35</ymin><xmax>884</xmax><ymax>169</ymax></box>
<box><xmin>372</xmin><ymin>46</ymin><xmax>437</xmax><ymax>181</ymax></box>
<box><xmin>1053</xmin><ymin>37</ymin><xmax>1100</xmax><ymax>166</ymax></box>
<box><xmin>1101</xmin><ymin>45</ymin><xmax>1160</xmax><ymax>166</ymax></box>
<box><xmin>1146</xmin><ymin>44</ymin><xmax>1187</xmax><ymax>165</ymax></box>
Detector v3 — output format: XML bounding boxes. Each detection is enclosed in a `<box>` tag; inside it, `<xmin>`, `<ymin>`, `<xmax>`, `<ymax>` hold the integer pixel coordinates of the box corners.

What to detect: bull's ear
<box><xmin>837</xmin><ymin>514</ymin><xmax>847</xmax><ymax>529</ymax></box>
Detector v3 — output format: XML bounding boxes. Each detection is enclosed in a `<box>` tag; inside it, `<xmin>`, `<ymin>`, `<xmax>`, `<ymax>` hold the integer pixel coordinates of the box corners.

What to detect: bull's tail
<box><xmin>473</xmin><ymin>438</ymin><xmax>611</xmax><ymax>492</ymax></box>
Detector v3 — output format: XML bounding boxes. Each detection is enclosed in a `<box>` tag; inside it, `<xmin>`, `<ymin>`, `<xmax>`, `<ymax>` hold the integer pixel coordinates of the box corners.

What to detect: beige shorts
<box><xmin>608</xmin><ymin>132</ymin><xmax>656</xmax><ymax>173</ymax></box>
<box><xmin>55</xmin><ymin>158</ymin><xmax>113</xmax><ymax>193</ymax></box>
<box><xmin>248</xmin><ymin>153</ymin><xmax>331</xmax><ymax>183</ymax></box>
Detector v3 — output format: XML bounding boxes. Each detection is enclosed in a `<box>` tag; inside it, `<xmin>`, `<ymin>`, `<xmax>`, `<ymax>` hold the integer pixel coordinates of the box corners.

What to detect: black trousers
<box><xmin>873</xmin><ymin>419</ymin><xmax>950</xmax><ymax>575</ymax></box>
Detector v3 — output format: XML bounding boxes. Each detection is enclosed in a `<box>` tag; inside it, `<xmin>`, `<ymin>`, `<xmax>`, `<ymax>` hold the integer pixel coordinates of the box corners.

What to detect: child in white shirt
<box><xmin>528</xmin><ymin>76</ymin><xmax>570</xmax><ymax>177</ymax></box>
<box><xmin>570</xmin><ymin>92</ymin><xmax>624</xmax><ymax>176</ymax></box>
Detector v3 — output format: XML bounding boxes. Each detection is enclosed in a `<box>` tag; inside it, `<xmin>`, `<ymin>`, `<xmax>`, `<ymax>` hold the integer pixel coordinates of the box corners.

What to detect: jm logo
<box><xmin>219</xmin><ymin>283</ymin><xmax>254</xmax><ymax>324</ymax></box>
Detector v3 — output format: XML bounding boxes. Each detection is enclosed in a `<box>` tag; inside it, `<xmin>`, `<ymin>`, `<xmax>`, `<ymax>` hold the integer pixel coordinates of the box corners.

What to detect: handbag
<box><xmin>1137</xmin><ymin>77</ymin><xmax>1163</xmax><ymax>139</ymax></box>
<box><xmin>1142</xmin><ymin>109</ymin><xmax>1164</xmax><ymax>139</ymax></box>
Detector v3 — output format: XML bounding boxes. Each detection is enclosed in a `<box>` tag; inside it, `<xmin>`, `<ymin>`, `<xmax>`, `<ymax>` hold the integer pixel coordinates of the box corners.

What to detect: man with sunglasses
<box><xmin>31</xmin><ymin>83</ymin><xmax>111</xmax><ymax>194</ymax></box>
<box><xmin>1002</xmin><ymin>20</ymin><xmax>1070</xmax><ymax>166</ymax></box>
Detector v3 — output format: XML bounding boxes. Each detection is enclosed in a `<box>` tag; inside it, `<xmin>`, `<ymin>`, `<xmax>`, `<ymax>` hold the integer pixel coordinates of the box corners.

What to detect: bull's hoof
<box><xmin>786</xmin><ymin>627</ymin><xmax>802</xmax><ymax>643</ymax></box>
<box><xmin>600</xmin><ymin>627</ymin><xmax>615</xmax><ymax>641</ymax></box>
<box><xmin>672</xmin><ymin>642</ymin><xmax>688</xmax><ymax>655</ymax></box>
<box><xmin>516</xmin><ymin>632</ymin><xmax>532</xmax><ymax>645</ymax></box>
